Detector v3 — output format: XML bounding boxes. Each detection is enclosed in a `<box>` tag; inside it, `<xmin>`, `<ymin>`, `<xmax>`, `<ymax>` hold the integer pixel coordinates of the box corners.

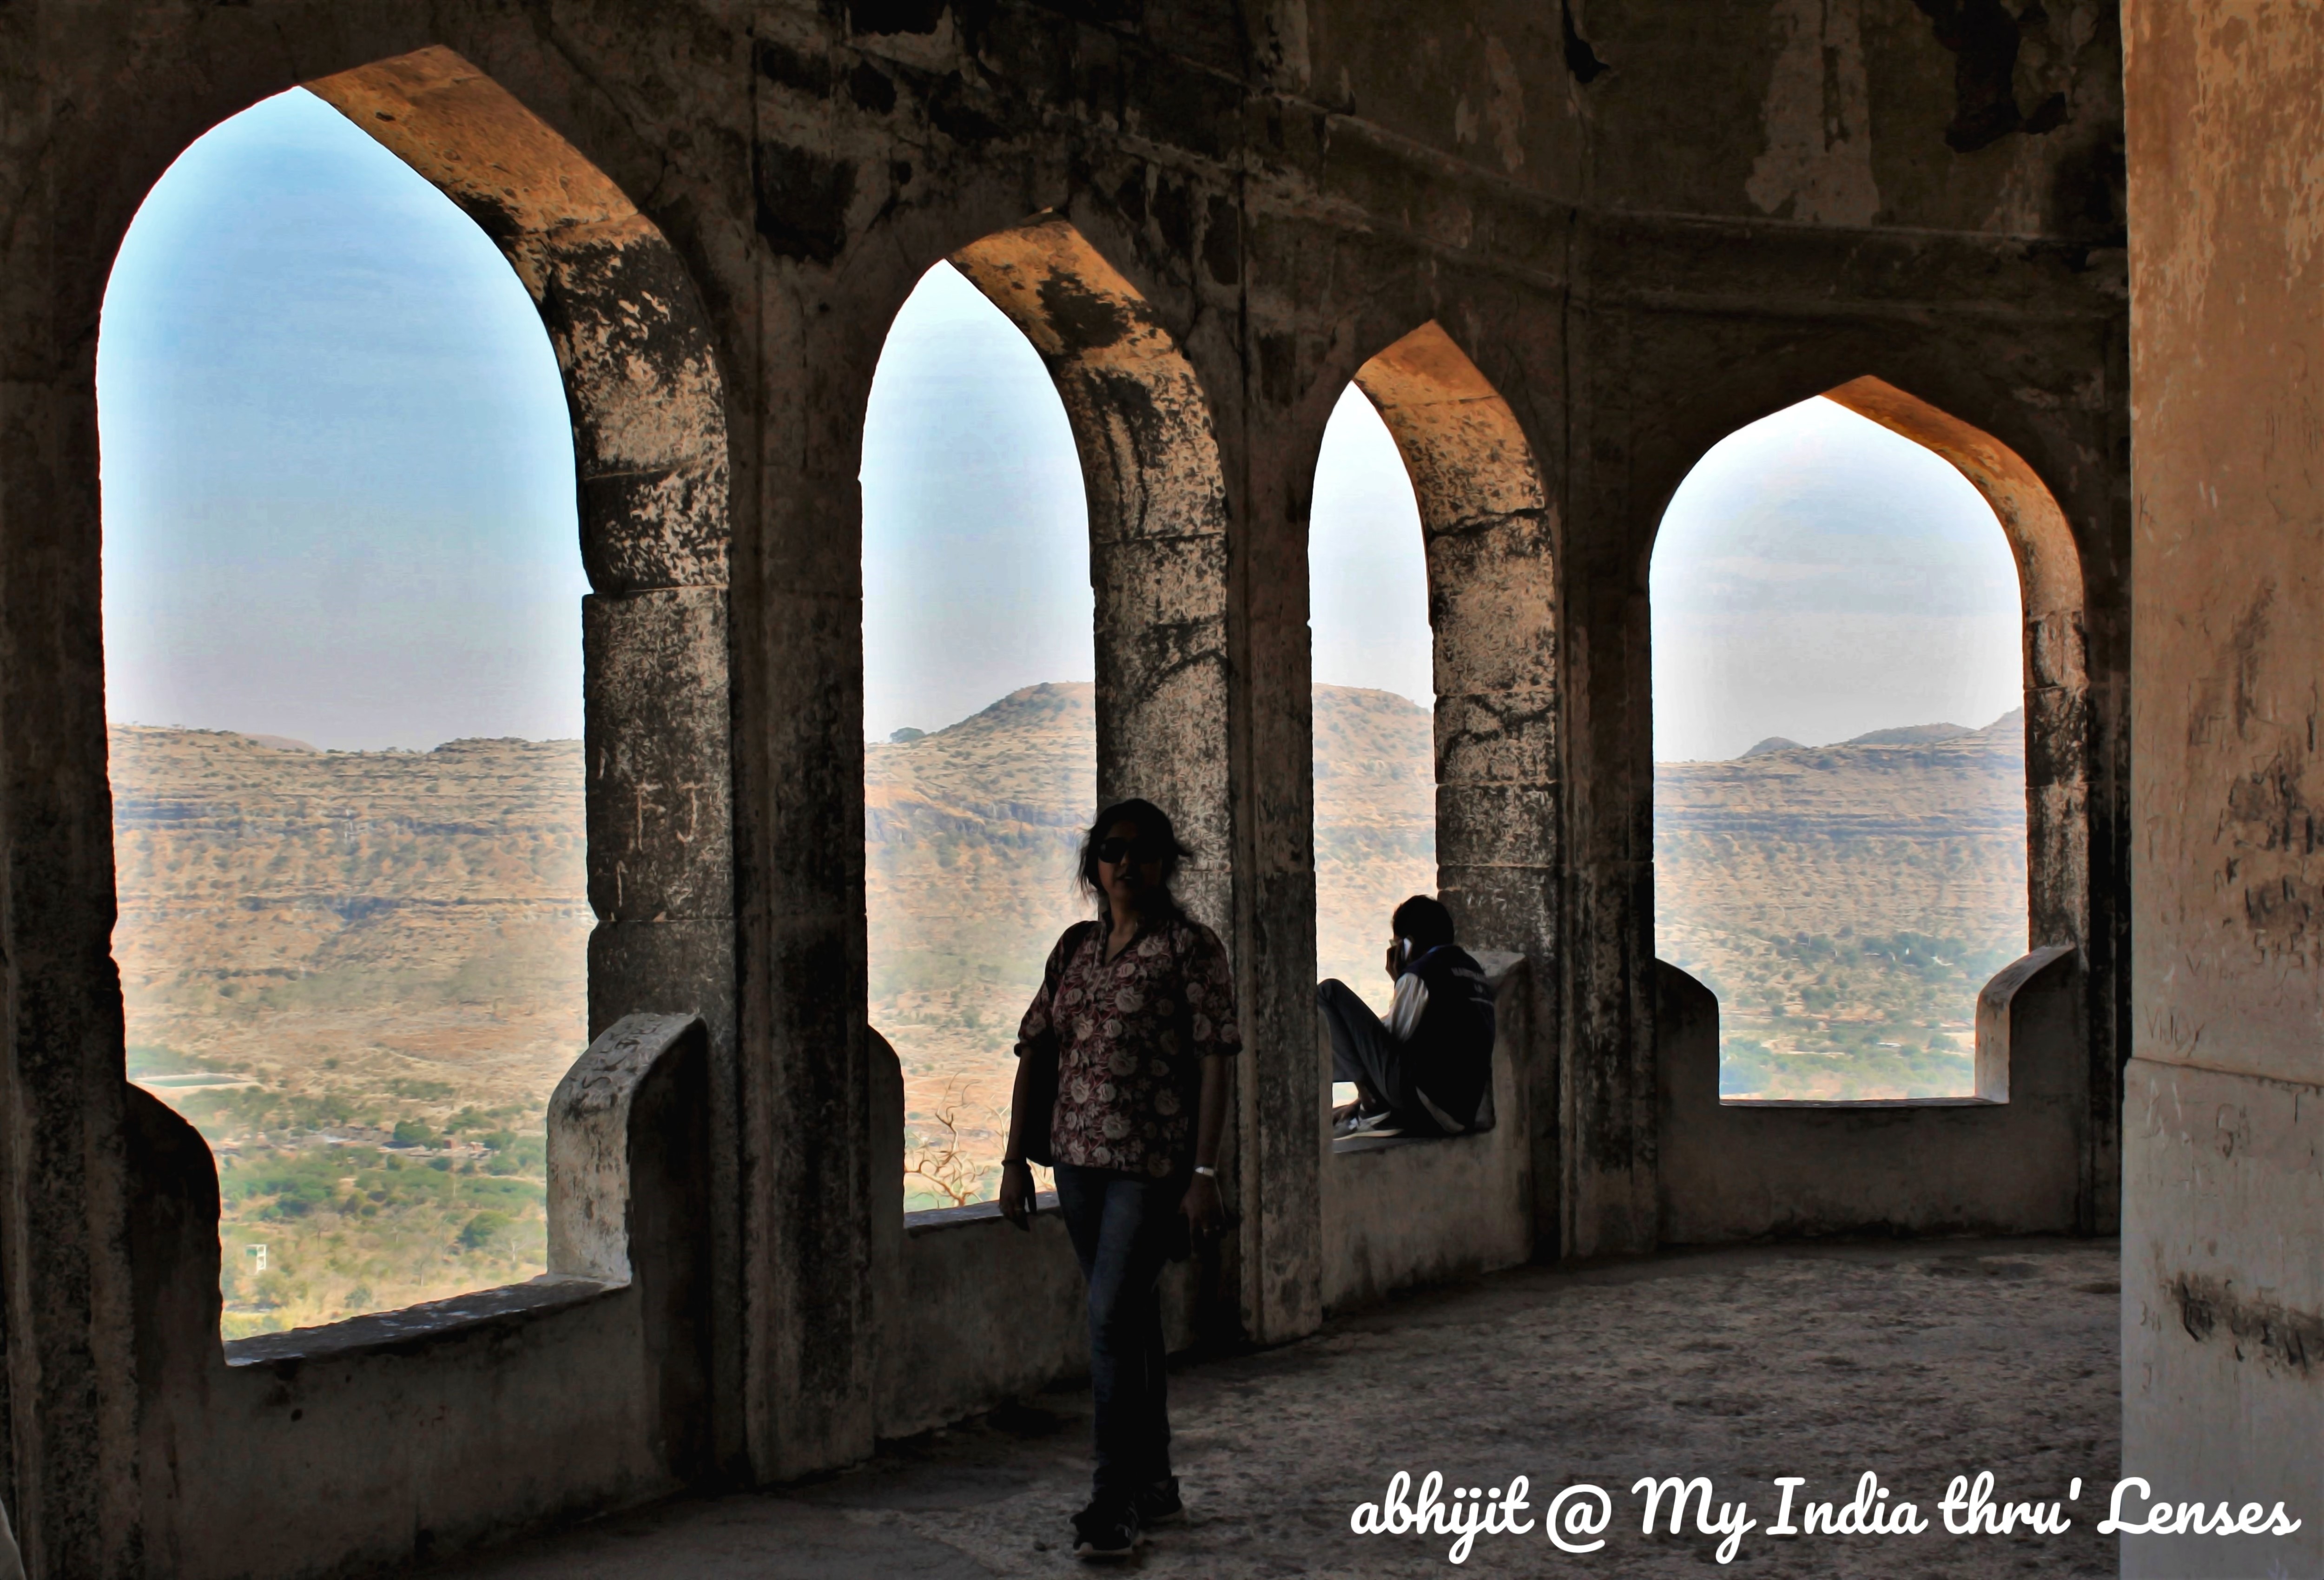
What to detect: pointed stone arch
<box><xmin>857</xmin><ymin>215</ymin><xmax>1253</xmax><ymax>1345</ymax></box>
<box><xmin>1648</xmin><ymin>374</ymin><xmax>2103</xmax><ymax>1248</ymax></box>
<box><xmin>944</xmin><ymin>215</ymin><xmax>1235</xmax><ymax>930</ymax></box>
<box><xmin>304</xmin><ymin>33</ymin><xmax>741</xmax><ymax>1465</ymax></box>
<box><xmin>1348</xmin><ymin>321</ymin><xmax>1562</xmax><ymax>1255</ymax></box>
<box><xmin>101</xmin><ymin>47</ymin><xmax>744</xmax><ymax>1569</ymax></box>
<box><xmin>1819</xmin><ymin>374</ymin><xmax>2088</xmax><ymax>953</ymax></box>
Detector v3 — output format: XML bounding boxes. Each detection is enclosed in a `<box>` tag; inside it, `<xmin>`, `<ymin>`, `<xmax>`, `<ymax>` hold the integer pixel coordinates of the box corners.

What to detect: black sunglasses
<box><xmin>1096</xmin><ymin>836</ymin><xmax>1164</xmax><ymax>865</ymax></box>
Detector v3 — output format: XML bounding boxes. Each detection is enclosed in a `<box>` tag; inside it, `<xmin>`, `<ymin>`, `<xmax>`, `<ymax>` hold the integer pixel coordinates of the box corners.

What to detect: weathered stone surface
<box><xmin>2123</xmin><ymin>7</ymin><xmax>2324</xmax><ymax>1574</ymax></box>
<box><xmin>548</xmin><ymin>1013</ymin><xmax>705</xmax><ymax>1284</ymax></box>
<box><xmin>584</xmin><ymin>588</ymin><xmax>735</xmax><ymax>923</ymax></box>
<box><xmin>1657</xmin><ymin>958</ymin><xmax>2091</xmax><ymax>1244</ymax></box>
<box><xmin>0</xmin><ymin>5</ymin><xmax>2147</xmax><ymax>1575</ymax></box>
<box><xmin>125</xmin><ymin>1012</ymin><xmax>712</xmax><ymax>1579</ymax></box>
<box><xmin>443</xmin><ymin>1237</ymin><xmax>2124</xmax><ymax>1580</ymax></box>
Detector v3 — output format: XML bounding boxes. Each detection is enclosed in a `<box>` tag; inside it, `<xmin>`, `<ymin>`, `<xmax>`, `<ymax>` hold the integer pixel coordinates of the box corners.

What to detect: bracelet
<box><xmin>1193</xmin><ymin>1164</ymin><xmax>1217</xmax><ymax>1178</ymax></box>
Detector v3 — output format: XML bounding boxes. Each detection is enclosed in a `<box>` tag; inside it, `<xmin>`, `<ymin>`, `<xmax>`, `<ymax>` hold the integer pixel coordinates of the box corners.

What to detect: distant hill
<box><xmin>865</xmin><ymin>685</ymin><xmax>1095</xmax><ymax>1207</ymax></box>
<box><xmin>865</xmin><ymin>682</ymin><xmax>1095</xmax><ymax>846</ymax></box>
<box><xmin>110</xmin><ymin>724</ymin><xmax>589</xmax><ymax>1111</ymax></box>
<box><xmin>1843</xmin><ymin>721</ymin><xmax>1970</xmax><ymax>747</ymax></box>
<box><xmin>1658</xmin><ymin>711</ymin><xmax>2024</xmax><ymax>843</ymax></box>
<box><xmin>108</xmin><ymin>724</ymin><xmax>587</xmax><ymax>1332</ymax></box>
<box><xmin>1733</xmin><ymin>709</ymin><xmax>2023</xmax><ymax>759</ymax></box>
<box><xmin>1655</xmin><ymin>710</ymin><xmax>2028</xmax><ymax>1099</ymax></box>
<box><xmin>1310</xmin><ymin>687</ymin><xmax>1436</xmax><ymax>1015</ymax></box>
<box><xmin>863</xmin><ymin>679</ymin><xmax>1435</xmax><ymax>849</ymax></box>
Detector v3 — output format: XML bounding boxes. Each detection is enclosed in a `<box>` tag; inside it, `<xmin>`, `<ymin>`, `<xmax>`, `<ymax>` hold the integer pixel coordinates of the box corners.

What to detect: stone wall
<box><xmin>0</xmin><ymin>4</ymin><xmax>2130</xmax><ymax>1575</ymax></box>
<box><xmin>129</xmin><ymin>1017</ymin><xmax>710</xmax><ymax>1580</ymax></box>
<box><xmin>2122</xmin><ymin>6</ymin><xmax>2324</xmax><ymax>1576</ymax></box>
<box><xmin>1657</xmin><ymin>949</ymin><xmax>2093</xmax><ymax>1243</ymax></box>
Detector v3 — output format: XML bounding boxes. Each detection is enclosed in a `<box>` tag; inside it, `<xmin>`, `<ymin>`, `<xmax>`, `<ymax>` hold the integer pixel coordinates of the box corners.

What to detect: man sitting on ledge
<box><xmin>1319</xmin><ymin>895</ymin><xmax>1496</xmax><ymax>1140</ymax></box>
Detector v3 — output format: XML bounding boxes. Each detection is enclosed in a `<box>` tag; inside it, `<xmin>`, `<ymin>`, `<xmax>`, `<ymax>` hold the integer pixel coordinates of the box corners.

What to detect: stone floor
<box><xmin>436</xmin><ymin>1237</ymin><xmax>2120</xmax><ymax>1579</ymax></box>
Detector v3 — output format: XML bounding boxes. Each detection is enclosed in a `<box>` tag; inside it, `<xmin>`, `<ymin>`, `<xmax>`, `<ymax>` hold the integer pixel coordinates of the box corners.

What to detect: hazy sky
<box><xmin>863</xmin><ymin>276</ymin><xmax>1430</xmax><ymax>741</ymax></box>
<box><xmin>100</xmin><ymin>89</ymin><xmax>584</xmax><ymax>750</ymax></box>
<box><xmin>1651</xmin><ymin>398</ymin><xmax>2023</xmax><ymax>762</ymax></box>
<box><xmin>860</xmin><ymin>263</ymin><xmax>1091</xmax><ymax>742</ymax></box>
<box><xmin>100</xmin><ymin>92</ymin><xmax>2018</xmax><ymax>764</ymax></box>
<box><xmin>1309</xmin><ymin>386</ymin><xmax>1432</xmax><ymax>704</ymax></box>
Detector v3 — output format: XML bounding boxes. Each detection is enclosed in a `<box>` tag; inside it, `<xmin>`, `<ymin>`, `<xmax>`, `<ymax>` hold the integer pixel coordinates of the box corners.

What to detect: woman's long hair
<box><xmin>1076</xmin><ymin>798</ymin><xmax>1191</xmax><ymax>919</ymax></box>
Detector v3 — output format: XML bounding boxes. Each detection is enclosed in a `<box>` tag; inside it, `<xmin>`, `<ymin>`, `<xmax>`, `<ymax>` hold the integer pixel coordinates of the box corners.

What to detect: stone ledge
<box><xmin>1719</xmin><ymin>1095</ymin><xmax>1996</xmax><ymax>1110</ymax></box>
<box><xmin>1332</xmin><ymin>1129</ymin><xmax>1496</xmax><ymax>1154</ymax></box>
<box><xmin>224</xmin><ymin>1274</ymin><xmax>617</xmax><ymax>1367</ymax></box>
<box><xmin>224</xmin><ymin>1010</ymin><xmax>706</xmax><ymax>1370</ymax></box>
<box><xmin>905</xmin><ymin>1191</ymin><xmax>1059</xmax><ymax>1237</ymax></box>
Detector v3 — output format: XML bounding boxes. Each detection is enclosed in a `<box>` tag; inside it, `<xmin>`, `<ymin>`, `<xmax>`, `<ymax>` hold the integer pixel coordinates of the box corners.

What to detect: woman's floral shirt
<box><xmin>1016</xmin><ymin>915</ymin><xmax>1241</xmax><ymax>1177</ymax></box>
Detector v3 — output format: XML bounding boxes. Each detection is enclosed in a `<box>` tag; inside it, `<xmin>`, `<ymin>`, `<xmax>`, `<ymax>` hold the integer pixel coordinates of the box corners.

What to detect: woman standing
<box><xmin>998</xmin><ymin>797</ymin><xmax>1238</xmax><ymax>1560</ymax></box>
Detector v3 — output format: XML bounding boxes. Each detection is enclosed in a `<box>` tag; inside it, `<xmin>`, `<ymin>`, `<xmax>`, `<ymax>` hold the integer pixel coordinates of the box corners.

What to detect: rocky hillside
<box><xmin>113</xmin><ymin>688</ymin><xmax>2031</xmax><ymax>1265</ymax></box>
<box><xmin>864</xmin><ymin>685</ymin><xmax>1094</xmax><ymax>1207</ymax></box>
<box><xmin>111</xmin><ymin>725</ymin><xmax>585</xmax><ymax>1332</ymax></box>
<box><xmin>114</xmin><ymin>720</ymin><xmax>595</xmax><ymax>1097</ymax></box>
<box><xmin>112</xmin><ymin>726</ymin><xmax>589</xmax><ymax>1113</ymax></box>
<box><xmin>1655</xmin><ymin>712</ymin><xmax>2028</xmax><ymax>1099</ymax></box>
<box><xmin>1311</xmin><ymin>687</ymin><xmax>1437</xmax><ymax>1015</ymax></box>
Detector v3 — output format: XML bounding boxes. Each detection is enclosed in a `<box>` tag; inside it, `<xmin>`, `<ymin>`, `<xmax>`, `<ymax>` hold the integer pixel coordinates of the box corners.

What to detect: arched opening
<box><xmin>102</xmin><ymin>87</ymin><xmax>584</xmax><ymax>1333</ymax></box>
<box><xmin>862</xmin><ymin>259</ymin><xmax>1093</xmax><ymax>1211</ymax></box>
<box><xmin>1320</xmin><ymin>321</ymin><xmax>1552</xmax><ymax>1185</ymax></box>
<box><xmin>947</xmin><ymin>217</ymin><xmax>1235</xmax><ymax>929</ymax></box>
<box><xmin>1651</xmin><ymin>379</ymin><xmax>2082</xmax><ymax>1104</ymax></box>
<box><xmin>865</xmin><ymin>217</ymin><xmax>1235</xmax><ymax>1192</ymax></box>
<box><xmin>104</xmin><ymin>48</ymin><xmax>734</xmax><ymax>1344</ymax></box>
<box><xmin>1309</xmin><ymin>383</ymin><xmax>1434</xmax><ymax>1062</ymax></box>
<box><xmin>1300</xmin><ymin>322</ymin><xmax>1558</xmax><ymax>1313</ymax></box>
<box><xmin>1347</xmin><ymin>325</ymin><xmax>1558</xmax><ymax>977</ymax></box>
<box><xmin>856</xmin><ymin>212</ymin><xmax>1242</xmax><ymax>1296</ymax></box>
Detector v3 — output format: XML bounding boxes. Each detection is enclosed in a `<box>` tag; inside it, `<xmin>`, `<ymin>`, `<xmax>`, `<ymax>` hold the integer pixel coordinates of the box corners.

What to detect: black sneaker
<box><xmin>1135</xmin><ymin>1475</ymin><xmax>1184</xmax><ymax>1525</ymax></box>
<box><xmin>1339</xmin><ymin>1108</ymin><xmax>1403</xmax><ymax>1139</ymax></box>
<box><xmin>1072</xmin><ymin>1498</ymin><xmax>1141</xmax><ymax>1559</ymax></box>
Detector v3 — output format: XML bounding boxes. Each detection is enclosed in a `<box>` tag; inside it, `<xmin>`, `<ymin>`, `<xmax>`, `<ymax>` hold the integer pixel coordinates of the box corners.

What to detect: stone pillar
<box><xmin>1356</xmin><ymin>325</ymin><xmax>1565</xmax><ymax>1263</ymax></box>
<box><xmin>2123</xmin><ymin>8</ymin><xmax>2324</xmax><ymax>1575</ymax></box>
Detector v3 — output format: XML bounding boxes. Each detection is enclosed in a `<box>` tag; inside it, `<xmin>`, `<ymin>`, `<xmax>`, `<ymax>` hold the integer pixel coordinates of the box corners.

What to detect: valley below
<box><xmin>112</xmin><ymin>725</ymin><xmax>584</xmax><ymax>1335</ymax></box>
<box><xmin>1654</xmin><ymin>714</ymin><xmax>2027</xmax><ymax>1099</ymax></box>
<box><xmin>115</xmin><ymin>683</ymin><xmax>2028</xmax><ymax>1318</ymax></box>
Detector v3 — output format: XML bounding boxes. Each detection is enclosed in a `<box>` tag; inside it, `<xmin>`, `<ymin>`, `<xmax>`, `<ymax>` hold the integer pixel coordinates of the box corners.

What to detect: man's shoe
<box><xmin>1340</xmin><ymin>1108</ymin><xmax>1403</xmax><ymax>1139</ymax></box>
<box><xmin>1072</xmin><ymin>1498</ymin><xmax>1142</xmax><ymax>1559</ymax></box>
<box><xmin>1135</xmin><ymin>1475</ymin><xmax>1185</xmax><ymax>1526</ymax></box>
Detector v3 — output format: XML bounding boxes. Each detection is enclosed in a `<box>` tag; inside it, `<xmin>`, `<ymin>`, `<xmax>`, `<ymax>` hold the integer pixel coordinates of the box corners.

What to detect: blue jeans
<box><xmin>1052</xmin><ymin>1163</ymin><xmax>1180</xmax><ymax>1500</ymax></box>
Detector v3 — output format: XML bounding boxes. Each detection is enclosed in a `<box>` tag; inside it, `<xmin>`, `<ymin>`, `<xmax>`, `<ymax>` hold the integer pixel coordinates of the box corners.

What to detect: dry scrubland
<box><xmin>111</xmin><ymin>725</ymin><xmax>585</xmax><ymax>1335</ymax></box>
<box><xmin>112</xmin><ymin>688</ymin><xmax>2030</xmax><ymax>1311</ymax></box>
<box><xmin>1310</xmin><ymin>687</ymin><xmax>1439</xmax><ymax>1021</ymax></box>
<box><xmin>1655</xmin><ymin>714</ymin><xmax>2028</xmax><ymax>1099</ymax></box>
<box><xmin>867</xmin><ymin>686</ymin><xmax>2029</xmax><ymax>1174</ymax></box>
<box><xmin>865</xmin><ymin>685</ymin><xmax>1094</xmax><ymax>1209</ymax></box>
